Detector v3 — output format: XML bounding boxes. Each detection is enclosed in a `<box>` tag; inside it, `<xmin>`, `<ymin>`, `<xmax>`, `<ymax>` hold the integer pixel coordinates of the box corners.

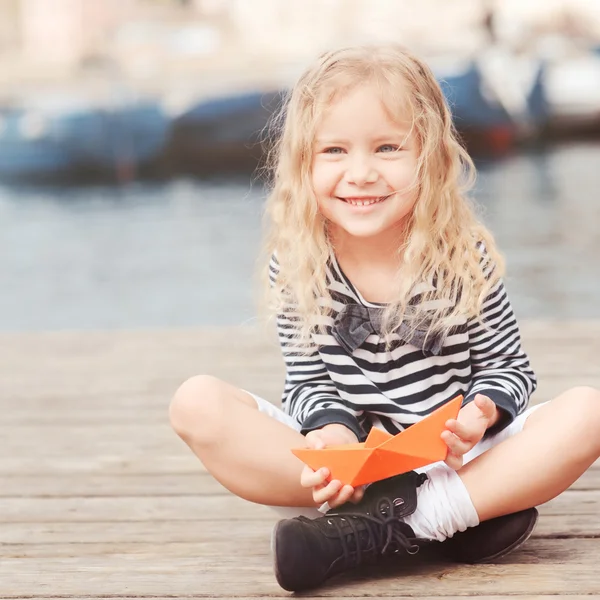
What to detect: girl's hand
<box><xmin>442</xmin><ymin>394</ymin><xmax>498</xmax><ymax>470</ymax></box>
<box><xmin>301</xmin><ymin>424</ymin><xmax>365</xmax><ymax>510</ymax></box>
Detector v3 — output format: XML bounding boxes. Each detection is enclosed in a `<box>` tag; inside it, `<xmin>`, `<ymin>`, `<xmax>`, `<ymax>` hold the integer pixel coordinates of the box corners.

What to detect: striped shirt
<box><xmin>270</xmin><ymin>253</ymin><xmax>537</xmax><ymax>441</ymax></box>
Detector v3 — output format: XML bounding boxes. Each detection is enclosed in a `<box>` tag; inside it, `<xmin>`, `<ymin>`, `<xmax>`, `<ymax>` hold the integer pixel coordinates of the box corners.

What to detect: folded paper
<box><xmin>292</xmin><ymin>395</ymin><xmax>463</xmax><ymax>487</ymax></box>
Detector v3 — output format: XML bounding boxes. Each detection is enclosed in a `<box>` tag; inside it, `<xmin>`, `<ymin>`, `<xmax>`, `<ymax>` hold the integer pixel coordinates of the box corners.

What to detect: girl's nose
<box><xmin>344</xmin><ymin>155</ymin><xmax>378</xmax><ymax>186</ymax></box>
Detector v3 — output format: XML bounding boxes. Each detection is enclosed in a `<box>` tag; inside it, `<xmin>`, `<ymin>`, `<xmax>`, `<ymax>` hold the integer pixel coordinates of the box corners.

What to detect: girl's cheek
<box><xmin>312</xmin><ymin>167</ymin><xmax>333</xmax><ymax>195</ymax></box>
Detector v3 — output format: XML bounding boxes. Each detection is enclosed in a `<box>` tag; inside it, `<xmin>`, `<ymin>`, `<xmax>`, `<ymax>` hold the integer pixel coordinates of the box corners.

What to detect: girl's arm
<box><xmin>464</xmin><ymin>277</ymin><xmax>537</xmax><ymax>435</ymax></box>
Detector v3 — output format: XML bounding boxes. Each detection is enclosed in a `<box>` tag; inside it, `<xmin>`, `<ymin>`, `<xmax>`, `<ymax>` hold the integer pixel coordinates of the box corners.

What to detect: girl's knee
<box><xmin>169</xmin><ymin>375</ymin><xmax>226</xmax><ymax>443</ymax></box>
<box><xmin>563</xmin><ymin>386</ymin><xmax>600</xmax><ymax>447</ymax></box>
<box><xmin>567</xmin><ymin>386</ymin><xmax>600</xmax><ymax>413</ymax></box>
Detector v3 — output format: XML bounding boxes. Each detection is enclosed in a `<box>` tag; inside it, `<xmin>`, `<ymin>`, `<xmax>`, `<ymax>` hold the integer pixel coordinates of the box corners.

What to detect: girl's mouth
<box><xmin>337</xmin><ymin>194</ymin><xmax>391</xmax><ymax>207</ymax></box>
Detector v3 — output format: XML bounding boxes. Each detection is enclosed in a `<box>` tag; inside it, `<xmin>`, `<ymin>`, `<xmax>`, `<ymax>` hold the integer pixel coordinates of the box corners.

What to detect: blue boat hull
<box><xmin>0</xmin><ymin>110</ymin><xmax>75</xmax><ymax>180</ymax></box>
<box><xmin>0</xmin><ymin>102</ymin><xmax>169</xmax><ymax>182</ymax></box>
<box><xmin>168</xmin><ymin>90</ymin><xmax>283</xmax><ymax>173</ymax></box>
<box><xmin>66</xmin><ymin>103</ymin><xmax>169</xmax><ymax>170</ymax></box>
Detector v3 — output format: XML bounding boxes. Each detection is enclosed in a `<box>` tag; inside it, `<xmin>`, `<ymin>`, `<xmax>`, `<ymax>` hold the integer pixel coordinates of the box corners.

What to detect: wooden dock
<box><xmin>1</xmin><ymin>322</ymin><xmax>599</xmax><ymax>599</ymax></box>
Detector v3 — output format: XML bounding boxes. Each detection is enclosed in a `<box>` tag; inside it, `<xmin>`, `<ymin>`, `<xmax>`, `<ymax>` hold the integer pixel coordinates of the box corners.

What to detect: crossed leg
<box><xmin>457</xmin><ymin>386</ymin><xmax>600</xmax><ymax>522</ymax></box>
<box><xmin>170</xmin><ymin>376</ymin><xmax>600</xmax><ymax>522</ymax></box>
<box><xmin>169</xmin><ymin>375</ymin><xmax>318</xmax><ymax>507</ymax></box>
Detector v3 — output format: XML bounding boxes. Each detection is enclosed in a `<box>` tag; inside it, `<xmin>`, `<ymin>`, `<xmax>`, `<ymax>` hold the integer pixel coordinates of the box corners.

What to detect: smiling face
<box><xmin>311</xmin><ymin>83</ymin><xmax>420</xmax><ymax>248</ymax></box>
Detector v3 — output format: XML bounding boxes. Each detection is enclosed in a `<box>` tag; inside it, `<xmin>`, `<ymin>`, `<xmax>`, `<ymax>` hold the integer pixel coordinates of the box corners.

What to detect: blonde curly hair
<box><xmin>261</xmin><ymin>44</ymin><xmax>504</xmax><ymax>344</ymax></box>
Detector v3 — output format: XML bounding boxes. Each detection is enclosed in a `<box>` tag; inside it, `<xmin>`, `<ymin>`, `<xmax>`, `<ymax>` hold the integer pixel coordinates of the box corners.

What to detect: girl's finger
<box><xmin>304</xmin><ymin>432</ymin><xmax>325</xmax><ymax>450</ymax></box>
<box><xmin>313</xmin><ymin>479</ymin><xmax>343</xmax><ymax>505</ymax></box>
<box><xmin>328</xmin><ymin>484</ymin><xmax>356</xmax><ymax>509</ymax></box>
<box><xmin>300</xmin><ymin>466</ymin><xmax>329</xmax><ymax>488</ymax></box>
<box><xmin>474</xmin><ymin>394</ymin><xmax>497</xmax><ymax>419</ymax></box>
<box><xmin>445</xmin><ymin>451</ymin><xmax>464</xmax><ymax>471</ymax></box>
<box><xmin>445</xmin><ymin>419</ymin><xmax>479</xmax><ymax>443</ymax></box>
<box><xmin>349</xmin><ymin>485</ymin><xmax>365</xmax><ymax>504</ymax></box>
<box><xmin>441</xmin><ymin>430</ymin><xmax>471</xmax><ymax>457</ymax></box>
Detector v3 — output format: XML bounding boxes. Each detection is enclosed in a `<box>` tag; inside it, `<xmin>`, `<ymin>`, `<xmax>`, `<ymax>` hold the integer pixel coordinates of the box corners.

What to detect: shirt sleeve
<box><xmin>269</xmin><ymin>255</ymin><xmax>364</xmax><ymax>440</ymax></box>
<box><xmin>464</xmin><ymin>277</ymin><xmax>537</xmax><ymax>435</ymax></box>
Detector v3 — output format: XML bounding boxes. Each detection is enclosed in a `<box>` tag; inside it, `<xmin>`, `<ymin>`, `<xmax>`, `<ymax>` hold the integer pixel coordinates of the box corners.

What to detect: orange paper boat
<box><xmin>292</xmin><ymin>395</ymin><xmax>463</xmax><ymax>487</ymax></box>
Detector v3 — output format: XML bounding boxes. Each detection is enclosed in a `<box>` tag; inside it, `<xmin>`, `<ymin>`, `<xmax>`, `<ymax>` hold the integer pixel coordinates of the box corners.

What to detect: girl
<box><xmin>169</xmin><ymin>45</ymin><xmax>600</xmax><ymax>592</ymax></box>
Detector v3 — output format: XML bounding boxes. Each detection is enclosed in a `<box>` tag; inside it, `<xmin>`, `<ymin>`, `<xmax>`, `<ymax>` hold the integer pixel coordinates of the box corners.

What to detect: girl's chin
<box><xmin>326</xmin><ymin>215</ymin><xmax>409</xmax><ymax>242</ymax></box>
<box><xmin>329</xmin><ymin>222</ymin><xmax>390</xmax><ymax>240</ymax></box>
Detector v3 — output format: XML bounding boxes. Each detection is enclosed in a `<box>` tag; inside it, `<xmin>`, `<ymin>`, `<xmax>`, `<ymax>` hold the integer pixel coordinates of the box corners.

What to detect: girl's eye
<box><xmin>377</xmin><ymin>144</ymin><xmax>400</xmax><ymax>153</ymax></box>
<box><xmin>323</xmin><ymin>147</ymin><xmax>344</xmax><ymax>154</ymax></box>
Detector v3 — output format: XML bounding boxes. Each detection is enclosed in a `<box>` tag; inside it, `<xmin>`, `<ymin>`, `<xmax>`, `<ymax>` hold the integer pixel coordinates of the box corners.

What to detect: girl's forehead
<box><xmin>316</xmin><ymin>83</ymin><xmax>414</xmax><ymax>133</ymax></box>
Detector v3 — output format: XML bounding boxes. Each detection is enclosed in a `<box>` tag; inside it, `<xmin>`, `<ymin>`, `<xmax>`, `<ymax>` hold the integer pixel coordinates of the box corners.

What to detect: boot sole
<box><xmin>476</xmin><ymin>509</ymin><xmax>539</xmax><ymax>563</ymax></box>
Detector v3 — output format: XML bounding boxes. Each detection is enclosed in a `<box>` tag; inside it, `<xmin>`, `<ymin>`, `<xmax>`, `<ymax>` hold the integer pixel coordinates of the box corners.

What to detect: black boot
<box><xmin>439</xmin><ymin>507</ymin><xmax>539</xmax><ymax>563</ymax></box>
<box><xmin>271</xmin><ymin>471</ymin><xmax>429</xmax><ymax>592</ymax></box>
<box><xmin>347</xmin><ymin>471</ymin><xmax>539</xmax><ymax>564</ymax></box>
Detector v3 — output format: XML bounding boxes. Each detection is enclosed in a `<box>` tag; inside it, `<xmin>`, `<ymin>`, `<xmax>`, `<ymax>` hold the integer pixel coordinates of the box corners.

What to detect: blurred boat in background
<box><xmin>0</xmin><ymin>94</ymin><xmax>169</xmax><ymax>182</ymax></box>
<box><xmin>1</xmin><ymin>47</ymin><xmax>600</xmax><ymax>182</ymax></box>
<box><xmin>434</xmin><ymin>52</ymin><xmax>548</xmax><ymax>156</ymax></box>
<box><xmin>66</xmin><ymin>101</ymin><xmax>169</xmax><ymax>180</ymax></box>
<box><xmin>1</xmin><ymin>0</ymin><xmax>599</xmax><ymax>181</ymax></box>
<box><xmin>541</xmin><ymin>48</ymin><xmax>600</xmax><ymax>139</ymax></box>
<box><xmin>0</xmin><ymin>106</ymin><xmax>76</xmax><ymax>180</ymax></box>
<box><xmin>161</xmin><ymin>46</ymin><xmax>600</xmax><ymax>171</ymax></box>
<box><xmin>165</xmin><ymin>89</ymin><xmax>283</xmax><ymax>174</ymax></box>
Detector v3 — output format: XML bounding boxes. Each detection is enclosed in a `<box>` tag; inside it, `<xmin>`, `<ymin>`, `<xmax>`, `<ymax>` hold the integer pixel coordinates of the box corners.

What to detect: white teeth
<box><xmin>344</xmin><ymin>197</ymin><xmax>383</xmax><ymax>206</ymax></box>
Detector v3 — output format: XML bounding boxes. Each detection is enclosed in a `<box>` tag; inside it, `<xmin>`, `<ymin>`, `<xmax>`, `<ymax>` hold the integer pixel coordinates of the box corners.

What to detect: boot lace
<box><xmin>326</xmin><ymin>496</ymin><xmax>420</xmax><ymax>567</ymax></box>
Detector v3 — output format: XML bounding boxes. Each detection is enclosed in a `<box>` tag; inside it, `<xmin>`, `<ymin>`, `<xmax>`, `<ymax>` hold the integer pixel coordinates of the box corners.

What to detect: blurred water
<box><xmin>0</xmin><ymin>142</ymin><xmax>599</xmax><ymax>331</ymax></box>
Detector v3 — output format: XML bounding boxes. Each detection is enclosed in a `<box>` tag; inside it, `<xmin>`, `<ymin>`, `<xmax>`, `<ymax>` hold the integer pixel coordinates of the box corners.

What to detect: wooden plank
<box><xmin>0</xmin><ymin>514</ymin><xmax>597</xmax><ymax>546</ymax></box>
<box><xmin>0</xmin><ymin>324</ymin><xmax>597</xmax><ymax>378</ymax></box>
<box><xmin>1</xmin><ymin>540</ymin><xmax>599</xmax><ymax>597</ymax></box>
<box><xmin>0</xmin><ymin>328</ymin><xmax>595</xmax><ymax>370</ymax></box>
<box><xmin>1</xmin><ymin>489</ymin><xmax>598</xmax><ymax>524</ymax></box>
<box><xmin>0</xmin><ymin>356</ymin><xmax>596</xmax><ymax>392</ymax></box>
<box><xmin>1</xmin><ymin>464</ymin><xmax>598</xmax><ymax>497</ymax></box>
<box><xmin>3</xmin><ymin>539</ymin><xmax>600</xmax><ymax>562</ymax></box>
<box><xmin>0</xmin><ymin>322</ymin><xmax>593</xmax><ymax>356</ymax></box>
<box><xmin>0</xmin><ymin>372</ymin><xmax>281</xmax><ymax>398</ymax></box>
<box><xmin>0</xmin><ymin>455</ymin><xmax>205</xmax><ymax>476</ymax></box>
<box><xmin>0</xmin><ymin>408</ymin><xmax>175</xmax><ymax>426</ymax></box>
<box><xmin>0</xmin><ymin>424</ymin><xmax>187</xmax><ymax>456</ymax></box>
<box><xmin>519</xmin><ymin>320</ymin><xmax>600</xmax><ymax>338</ymax></box>
<box><xmin>0</xmin><ymin>521</ymin><xmax>276</xmax><ymax>546</ymax></box>
<box><xmin>16</xmin><ymin>597</ymin><xmax>599</xmax><ymax>600</ymax></box>
<box><xmin>10</xmin><ymin>590</ymin><xmax>590</xmax><ymax>600</ymax></box>
<box><xmin>14</xmin><ymin>421</ymin><xmax>600</xmax><ymax>463</ymax></box>
<box><xmin>1</xmin><ymin>450</ymin><xmax>596</xmax><ymax>476</ymax></box>
<box><xmin>0</xmin><ymin>378</ymin><xmax>595</xmax><ymax>427</ymax></box>
<box><xmin>1</xmin><ymin>373</ymin><xmax>598</xmax><ymax>408</ymax></box>
<box><xmin>0</xmin><ymin>321</ymin><xmax>596</xmax><ymax>352</ymax></box>
<box><xmin>541</xmin><ymin>489</ymin><xmax>600</xmax><ymax>514</ymax></box>
<box><xmin>0</xmin><ymin>495</ymin><xmax>274</xmax><ymax>522</ymax></box>
<box><xmin>0</xmin><ymin>473</ymin><xmax>225</xmax><ymax>497</ymax></box>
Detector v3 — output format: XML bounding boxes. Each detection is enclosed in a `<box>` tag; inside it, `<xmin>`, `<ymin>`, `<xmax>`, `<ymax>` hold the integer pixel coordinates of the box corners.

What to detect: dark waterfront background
<box><xmin>1</xmin><ymin>141</ymin><xmax>598</xmax><ymax>332</ymax></box>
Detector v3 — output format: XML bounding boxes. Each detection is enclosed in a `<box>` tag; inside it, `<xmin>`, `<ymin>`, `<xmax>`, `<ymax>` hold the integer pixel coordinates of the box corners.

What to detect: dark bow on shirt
<box><xmin>331</xmin><ymin>303</ymin><xmax>445</xmax><ymax>355</ymax></box>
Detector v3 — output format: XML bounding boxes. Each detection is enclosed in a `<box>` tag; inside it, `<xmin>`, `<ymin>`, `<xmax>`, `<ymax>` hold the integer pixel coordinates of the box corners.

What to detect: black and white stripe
<box><xmin>269</xmin><ymin>255</ymin><xmax>537</xmax><ymax>441</ymax></box>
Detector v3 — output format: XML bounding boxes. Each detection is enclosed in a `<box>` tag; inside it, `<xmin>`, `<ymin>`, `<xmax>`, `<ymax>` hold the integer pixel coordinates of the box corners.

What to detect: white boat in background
<box><xmin>430</xmin><ymin>49</ymin><xmax>548</xmax><ymax>156</ymax></box>
<box><xmin>542</xmin><ymin>49</ymin><xmax>600</xmax><ymax>136</ymax></box>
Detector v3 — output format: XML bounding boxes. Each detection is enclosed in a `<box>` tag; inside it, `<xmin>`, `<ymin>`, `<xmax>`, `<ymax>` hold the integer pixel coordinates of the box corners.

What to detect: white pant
<box><xmin>248</xmin><ymin>392</ymin><xmax>546</xmax><ymax>519</ymax></box>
